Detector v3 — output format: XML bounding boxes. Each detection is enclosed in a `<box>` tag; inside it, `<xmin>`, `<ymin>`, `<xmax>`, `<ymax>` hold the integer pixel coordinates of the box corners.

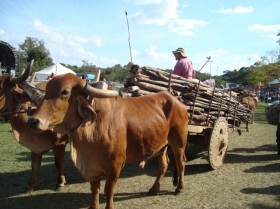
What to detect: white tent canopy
<box><xmin>270</xmin><ymin>78</ymin><xmax>280</xmax><ymax>85</ymax></box>
<box><xmin>35</xmin><ymin>63</ymin><xmax>76</xmax><ymax>81</ymax></box>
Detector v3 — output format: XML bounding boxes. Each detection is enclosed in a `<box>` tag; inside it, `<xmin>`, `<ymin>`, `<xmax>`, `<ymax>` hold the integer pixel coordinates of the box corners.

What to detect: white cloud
<box><xmin>0</xmin><ymin>29</ymin><xmax>4</xmax><ymax>34</ymax></box>
<box><xmin>27</xmin><ymin>20</ymin><xmax>52</xmax><ymax>35</ymax></box>
<box><xmin>131</xmin><ymin>0</ymin><xmax>178</xmax><ymax>25</ymax></box>
<box><xmin>26</xmin><ymin>20</ymin><xmax>102</xmax><ymax>48</ymax></box>
<box><xmin>248</xmin><ymin>24</ymin><xmax>280</xmax><ymax>32</ymax></box>
<box><xmin>168</xmin><ymin>19</ymin><xmax>206</xmax><ymax>36</ymax></box>
<box><xmin>248</xmin><ymin>24</ymin><xmax>280</xmax><ymax>39</ymax></box>
<box><xmin>144</xmin><ymin>45</ymin><xmax>171</xmax><ymax>61</ymax></box>
<box><xmin>218</xmin><ymin>6</ymin><xmax>253</xmax><ymax>14</ymax></box>
<box><xmin>134</xmin><ymin>0</ymin><xmax>162</xmax><ymax>5</ymax></box>
<box><xmin>131</xmin><ymin>0</ymin><xmax>205</xmax><ymax>36</ymax></box>
<box><xmin>210</xmin><ymin>48</ymin><xmax>229</xmax><ymax>55</ymax></box>
<box><xmin>131</xmin><ymin>45</ymin><xmax>174</xmax><ymax>69</ymax></box>
<box><xmin>21</xmin><ymin>20</ymin><xmax>107</xmax><ymax>67</ymax></box>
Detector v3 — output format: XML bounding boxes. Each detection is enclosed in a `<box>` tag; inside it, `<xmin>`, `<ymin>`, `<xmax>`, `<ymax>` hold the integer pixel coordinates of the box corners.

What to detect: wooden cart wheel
<box><xmin>208</xmin><ymin>117</ymin><xmax>229</xmax><ymax>170</ymax></box>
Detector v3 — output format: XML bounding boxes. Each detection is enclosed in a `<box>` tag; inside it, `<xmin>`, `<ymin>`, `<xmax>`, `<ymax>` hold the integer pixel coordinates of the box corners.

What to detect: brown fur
<box><xmin>27</xmin><ymin>73</ymin><xmax>189</xmax><ymax>209</ymax></box>
<box><xmin>0</xmin><ymin>74</ymin><xmax>67</xmax><ymax>192</ymax></box>
<box><xmin>241</xmin><ymin>96</ymin><xmax>258</xmax><ymax>123</ymax></box>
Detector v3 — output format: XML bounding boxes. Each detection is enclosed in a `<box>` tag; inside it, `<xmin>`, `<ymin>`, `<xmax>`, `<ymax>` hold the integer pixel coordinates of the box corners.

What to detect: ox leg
<box><xmin>52</xmin><ymin>143</ymin><xmax>67</xmax><ymax>191</ymax></box>
<box><xmin>26</xmin><ymin>152</ymin><xmax>43</xmax><ymax>193</ymax></box>
<box><xmin>103</xmin><ymin>167</ymin><xmax>122</xmax><ymax>209</ymax></box>
<box><xmin>246</xmin><ymin>121</ymin><xmax>250</xmax><ymax>132</ymax></box>
<box><xmin>148</xmin><ymin>146</ymin><xmax>169</xmax><ymax>195</ymax></box>
<box><xmin>89</xmin><ymin>180</ymin><xmax>101</xmax><ymax>209</ymax></box>
<box><xmin>172</xmin><ymin>147</ymin><xmax>186</xmax><ymax>195</ymax></box>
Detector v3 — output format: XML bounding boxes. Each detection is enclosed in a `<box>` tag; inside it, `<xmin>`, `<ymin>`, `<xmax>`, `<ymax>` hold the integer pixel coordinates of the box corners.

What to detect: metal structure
<box><xmin>0</xmin><ymin>41</ymin><xmax>17</xmax><ymax>70</ymax></box>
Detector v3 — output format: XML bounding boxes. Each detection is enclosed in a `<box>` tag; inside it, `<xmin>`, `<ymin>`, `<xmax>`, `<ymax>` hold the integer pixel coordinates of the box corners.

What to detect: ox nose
<box><xmin>28</xmin><ymin>117</ymin><xmax>40</xmax><ymax>129</ymax></box>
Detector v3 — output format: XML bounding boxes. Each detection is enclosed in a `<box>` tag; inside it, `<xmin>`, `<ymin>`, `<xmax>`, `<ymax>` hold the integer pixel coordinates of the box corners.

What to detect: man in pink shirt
<box><xmin>172</xmin><ymin>47</ymin><xmax>196</xmax><ymax>79</ymax></box>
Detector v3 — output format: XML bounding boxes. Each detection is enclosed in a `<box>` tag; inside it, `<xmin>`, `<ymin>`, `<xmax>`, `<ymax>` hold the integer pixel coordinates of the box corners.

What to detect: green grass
<box><xmin>0</xmin><ymin>103</ymin><xmax>280</xmax><ymax>209</ymax></box>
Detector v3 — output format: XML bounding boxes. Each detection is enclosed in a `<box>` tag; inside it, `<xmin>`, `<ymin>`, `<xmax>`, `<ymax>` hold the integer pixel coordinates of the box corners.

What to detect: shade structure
<box><xmin>35</xmin><ymin>63</ymin><xmax>76</xmax><ymax>80</ymax></box>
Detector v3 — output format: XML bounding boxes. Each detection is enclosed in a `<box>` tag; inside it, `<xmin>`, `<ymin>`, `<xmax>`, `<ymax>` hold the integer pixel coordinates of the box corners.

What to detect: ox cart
<box><xmin>121</xmin><ymin>64</ymin><xmax>252</xmax><ymax>170</ymax></box>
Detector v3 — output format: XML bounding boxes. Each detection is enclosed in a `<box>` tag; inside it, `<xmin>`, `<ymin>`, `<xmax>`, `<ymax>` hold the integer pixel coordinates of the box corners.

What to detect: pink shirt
<box><xmin>173</xmin><ymin>58</ymin><xmax>195</xmax><ymax>79</ymax></box>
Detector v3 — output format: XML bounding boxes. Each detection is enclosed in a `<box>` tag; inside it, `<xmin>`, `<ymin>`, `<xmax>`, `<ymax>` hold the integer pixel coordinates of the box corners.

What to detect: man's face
<box><xmin>174</xmin><ymin>53</ymin><xmax>181</xmax><ymax>60</ymax></box>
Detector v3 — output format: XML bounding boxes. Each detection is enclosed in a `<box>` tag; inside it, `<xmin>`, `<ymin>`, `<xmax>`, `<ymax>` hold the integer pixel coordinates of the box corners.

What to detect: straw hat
<box><xmin>172</xmin><ymin>47</ymin><xmax>187</xmax><ymax>58</ymax></box>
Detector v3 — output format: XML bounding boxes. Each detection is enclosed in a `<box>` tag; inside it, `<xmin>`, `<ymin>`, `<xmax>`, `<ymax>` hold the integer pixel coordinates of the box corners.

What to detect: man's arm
<box><xmin>173</xmin><ymin>62</ymin><xmax>182</xmax><ymax>76</ymax></box>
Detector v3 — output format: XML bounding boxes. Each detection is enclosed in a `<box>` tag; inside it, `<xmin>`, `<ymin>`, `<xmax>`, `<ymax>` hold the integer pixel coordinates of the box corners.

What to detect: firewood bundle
<box><xmin>121</xmin><ymin>65</ymin><xmax>252</xmax><ymax>128</ymax></box>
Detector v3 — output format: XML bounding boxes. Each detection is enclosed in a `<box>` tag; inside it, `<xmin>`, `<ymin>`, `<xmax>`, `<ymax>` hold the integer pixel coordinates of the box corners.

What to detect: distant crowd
<box><xmin>241</xmin><ymin>85</ymin><xmax>280</xmax><ymax>103</ymax></box>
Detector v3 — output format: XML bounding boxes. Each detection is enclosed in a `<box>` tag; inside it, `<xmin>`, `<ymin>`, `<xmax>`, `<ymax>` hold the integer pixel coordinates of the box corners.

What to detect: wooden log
<box><xmin>131</xmin><ymin>80</ymin><xmax>168</xmax><ymax>92</ymax></box>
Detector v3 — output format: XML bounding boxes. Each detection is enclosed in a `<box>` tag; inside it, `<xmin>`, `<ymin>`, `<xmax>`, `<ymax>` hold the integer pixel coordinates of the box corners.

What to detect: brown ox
<box><xmin>241</xmin><ymin>95</ymin><xmax>258</xmax><ymax>123</ymax></box>
<box><xmin>0</xmin><ymin>72</ymin><xmax>67</xmax><ymax>192</ymax></box>
<box><xmin>26</xmin><ymin>73</ymin><xmax>188</xmax><ymax>209</ymax></box>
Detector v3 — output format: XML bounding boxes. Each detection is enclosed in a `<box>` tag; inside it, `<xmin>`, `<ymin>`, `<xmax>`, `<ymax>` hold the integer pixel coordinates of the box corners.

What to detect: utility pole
<box><xmin>209</xmin><ymin>61</ymin><xmax>213</xmax><ymax>79</ymax></box>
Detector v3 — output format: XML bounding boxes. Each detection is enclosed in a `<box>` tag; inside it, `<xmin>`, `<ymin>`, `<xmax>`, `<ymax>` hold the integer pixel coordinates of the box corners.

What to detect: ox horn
<box><xmin>85</xmin><ymin>84</ymin><xmax>119</xmax><ymax>98</ymax></box>
<box><xmin>11</xmin><ymin>59</ymin><xmax>34</xmax><ymax>84</ymax></box>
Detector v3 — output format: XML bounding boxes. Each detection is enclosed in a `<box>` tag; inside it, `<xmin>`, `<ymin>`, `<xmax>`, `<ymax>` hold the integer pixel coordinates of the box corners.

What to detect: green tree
<box><xmin>266</xmin><ymin>62</ymin><xmax>280</xmax><ymax>81</ymax></box>
<box><xmin>78</xmin><ymin>60</ymin><xmax>97</xmax><ymax>74</ymax></box>
<box><xmin>19</xmin><ymin>37</ymin><xmax>53</xmax><ymax>71</ymax></box>
<box><xmin>100</xmin><ymin>64</ymin><xmax>129</xmax><ymax>83</ymax></box>
<box><xmin>245</xmin><ymin>68</ymin><xmax>267</xmax><ymax>86</ymax></box>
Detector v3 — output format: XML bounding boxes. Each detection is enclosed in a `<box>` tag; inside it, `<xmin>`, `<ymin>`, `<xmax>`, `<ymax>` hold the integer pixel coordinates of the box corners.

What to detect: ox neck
<box><xmin>68</xmin><ymin>117</ymin><xmax>84</xmax><ymax>132</ymax></box>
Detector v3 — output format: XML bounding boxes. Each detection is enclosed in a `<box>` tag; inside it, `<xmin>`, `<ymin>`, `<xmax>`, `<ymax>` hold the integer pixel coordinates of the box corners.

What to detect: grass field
<box><xmin>0</xmin><ymin>102</ymin><xmax>280</xmax><ymax>209</ymax></box>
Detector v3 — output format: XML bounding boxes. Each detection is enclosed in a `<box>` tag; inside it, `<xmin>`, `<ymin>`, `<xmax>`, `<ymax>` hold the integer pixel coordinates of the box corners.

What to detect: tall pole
<box><xmin>125</xmin><ymin>11</ymin><xmax>132</xmax><ymax>63</ymax></box>
<box><xmin>197</xmin><ymin>56</ymin><xmax>211</xmax><ymax>73</ymax></box>
<box><xmin>209</xmin><ymin>61</ymin><xmax>213</xmax><ymax>79</ymax></box>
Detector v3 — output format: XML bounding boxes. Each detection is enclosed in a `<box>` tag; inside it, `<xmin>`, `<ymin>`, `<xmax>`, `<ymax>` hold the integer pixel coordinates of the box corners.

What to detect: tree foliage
<box><xmin>77</xmin><ymin>60</ymin><xmax>97</xmax><ymax>74</ymax></box>
<box><xmin>246</xmin><ymin>69</ymin><xmax>267</xmax><ymax>86</ymax></box>
<box><xmin>266</xmin><ymin>62</ymin><xmax>280</xmax><ymax>81</ymax></box>
<box><xmin>100</xmin><ymin>64</ymin><xmax>128</xmax><ymax>82</ymax></box>
<box><xmin>19</xmin><ymin>37</ymin><xmax>53</xmax><ymax>71</ymax></box>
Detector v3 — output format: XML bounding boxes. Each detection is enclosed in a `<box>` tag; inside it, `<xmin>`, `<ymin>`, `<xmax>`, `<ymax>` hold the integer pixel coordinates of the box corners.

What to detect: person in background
<box><xmin>81</xmin><ymin>75</ymin><xmax>86</xmax><ymax>80</ymax></box>
<box><xmin>172</xmin><ymin>47</ymin><xmax>196</xmax><ymax>79</ymax></box>
<box><xmin>275</xmin><ymin>102</ymin><xmax>280</xmax><ymax>155</ymax></box>
<box><xmin>6</xmin><ymin>66</ymin><xmax>11</xmax><ymax>75</ymax></box>
<box><xmin>50</xmin><ymin>73</ymin><xmax>55</xmax><ymax>79</ymax></box>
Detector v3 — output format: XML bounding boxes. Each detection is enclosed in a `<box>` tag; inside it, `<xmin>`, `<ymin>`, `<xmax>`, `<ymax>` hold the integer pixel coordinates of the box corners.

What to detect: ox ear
<box><xmin>76</xmin><ymin>95</ymin><xmax>97</xmax><ymax>126</ymax></box>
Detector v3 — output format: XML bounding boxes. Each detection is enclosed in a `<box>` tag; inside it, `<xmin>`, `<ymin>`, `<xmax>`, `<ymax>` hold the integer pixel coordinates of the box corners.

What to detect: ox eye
<box><xmin>61</xmin><ymin>89</ymin><xmax>69</xmax><ymax>96</ymax></box>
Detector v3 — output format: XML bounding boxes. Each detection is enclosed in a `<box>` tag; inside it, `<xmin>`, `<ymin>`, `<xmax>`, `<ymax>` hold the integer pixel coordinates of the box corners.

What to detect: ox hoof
<box><xmin>54</xmin><ymin>184</ymin><xmax>64</xmax><ymax>192</ymax></box>
<box><xmin>174</xmin><ymin>188</ymin><xmax>182</xmax><ymax>196</ymax></box>
<box><xmin>25</xmin><ymin>186</ymin><xmax>34</xmax><ymax>193</ymax></box>
<box><xmin>147</xmin><ymin>189</ymin><xmax>158</xmax><ymax>196</ymax></box>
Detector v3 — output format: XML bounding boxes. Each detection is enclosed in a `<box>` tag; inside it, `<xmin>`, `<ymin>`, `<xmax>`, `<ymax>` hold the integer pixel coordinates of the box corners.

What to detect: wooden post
<box><xmin>29</xmin><ymin>72</ymin><xmax>36</xmax><ymax>84</ymax></box>
<box><xmin>94</xmin><ymin>69</ymin><xmax>101</xmax><ymax>81</ymax></box>
<box><xmin>19</xmin><ymin>68</ymin><xmax>25</xmax><ymax>75</ymax></box>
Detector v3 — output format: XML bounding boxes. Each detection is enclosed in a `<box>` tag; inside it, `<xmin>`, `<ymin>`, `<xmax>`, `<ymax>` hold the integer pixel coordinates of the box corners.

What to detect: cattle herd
<box><xmin>0</xmin><ymin>60</ymin><xmax>257</xmax><ymax>209</ymax></box>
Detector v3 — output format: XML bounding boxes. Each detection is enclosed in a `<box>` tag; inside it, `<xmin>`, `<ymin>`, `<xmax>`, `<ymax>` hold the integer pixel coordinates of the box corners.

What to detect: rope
<box><xmin>0</xmin><ymin>106</ymin><xmax>36</xmax><ymax>116</ymax></box>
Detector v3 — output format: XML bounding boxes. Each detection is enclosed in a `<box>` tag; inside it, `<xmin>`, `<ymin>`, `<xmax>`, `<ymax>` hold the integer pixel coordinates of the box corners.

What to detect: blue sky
<box><xmin>1</xmin><ymin>0</ymin><xmax>280</xmax><ymax>75</ymax></box>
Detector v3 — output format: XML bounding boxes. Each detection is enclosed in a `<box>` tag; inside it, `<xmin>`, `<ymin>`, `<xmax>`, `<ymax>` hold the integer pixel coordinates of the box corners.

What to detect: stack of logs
<box><xmin>121</xmin><ymin>65</ymin><xmax>252</xmax><ymax>129</ymax></box>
